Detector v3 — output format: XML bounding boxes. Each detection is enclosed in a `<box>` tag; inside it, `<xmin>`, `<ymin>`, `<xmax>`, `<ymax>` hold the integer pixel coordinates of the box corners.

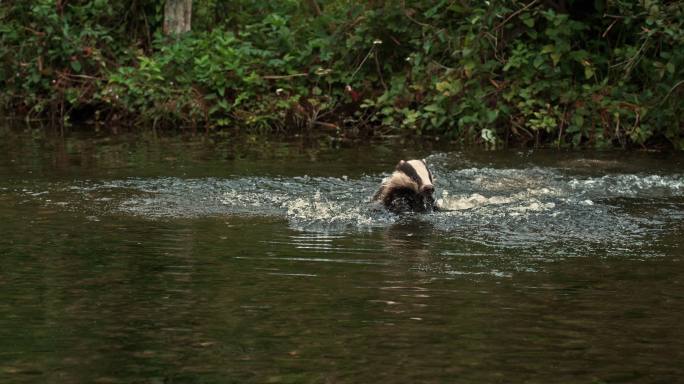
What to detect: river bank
<box><xmin>1</xmin><ymin>2</ymin><xmax>682</xmax><ymax>149</ymax></box>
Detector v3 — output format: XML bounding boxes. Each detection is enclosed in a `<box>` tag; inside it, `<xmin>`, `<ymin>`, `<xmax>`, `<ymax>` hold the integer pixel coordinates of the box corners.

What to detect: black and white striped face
<box><xmin>373</xmin><ymin>158</ymin><xmax>437</xmax><ymax>213</ymax></box>
<box><xmin>396</xmin><ymin>159</ymin><xmax>435</xmax><ymax>195</ymax></box>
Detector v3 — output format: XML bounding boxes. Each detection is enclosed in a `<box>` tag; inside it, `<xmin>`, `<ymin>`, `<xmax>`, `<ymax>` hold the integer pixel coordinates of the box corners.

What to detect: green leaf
<box><xmin>435</xmin><ymin>81</ymin><xmax>450</xmax><ymax>93</ymax></box>
<box><xmin>463</xmin><ymin>61</ymin><xmax>476</xmax><ymax>78</ymax></box>
<box><xmin>70</xmin><ymin>60</ymin><xmax>82</xmax><ymax>73</ymax></box>
<box><xmin>485</xmin><ymin>109</ymin><xmax>499</xmax><ymax>123</ymax></box>
<box><xmin>584</xmin><ymin>65</ymin><xmax>594</xmax><ymax>79</ymax></box>
<box><xmin>666</xmin><ymin>62</ymin><xmax>675</xmax><ymax>74</ymax></box>
<box><xmin>381</xmin><ymin>106</ymin><xmax>395</xmax><ymax>115</ymax></box>
<box><xmin>521</xmin><ymin>14</ymin><xmax>535</xmax><ymax>27</ymax></box>
<box><xmin>570</xmin><ymin>114</ymin><xmax>583</xmax><ymax>130</ymax></box>
<box><xmin>423</xmin><ymin>104</ymin><xmax>445</xmax><ymax>114</ymax></box>
<box><xmin>533</xmin><ymin>55</ymin><xmax>545</xmax><ymax>69</ymax></box>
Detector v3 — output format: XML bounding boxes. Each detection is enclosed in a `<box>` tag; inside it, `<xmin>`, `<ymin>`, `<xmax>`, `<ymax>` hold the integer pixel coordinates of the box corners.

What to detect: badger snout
<box><xmin>420</xmin><ymin>185</ymin><xmax>434</xmax><ymax>194</ymax></box>
<box><xmin>420</xmin><ymin>185</ymin><xmax>436</xmax><ymax>211</ymax></box>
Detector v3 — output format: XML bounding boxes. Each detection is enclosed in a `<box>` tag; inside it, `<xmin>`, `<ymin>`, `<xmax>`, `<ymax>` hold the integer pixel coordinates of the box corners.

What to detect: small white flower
<box><xmin>275</xmin><ymin>88</ymin><xmax>284</xmax><ymax>95</ymax></box>
<box><xmin>373</xmin><ymin>39</ymin><xmax>383</xmax><ymax>45</ymax></box>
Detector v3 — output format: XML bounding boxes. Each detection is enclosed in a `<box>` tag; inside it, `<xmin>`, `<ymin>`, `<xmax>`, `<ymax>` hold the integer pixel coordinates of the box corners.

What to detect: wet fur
<box><xmin>373</xmin><ymin>159</ymin><xmax>436</xmax><ymax>213</ymax></box>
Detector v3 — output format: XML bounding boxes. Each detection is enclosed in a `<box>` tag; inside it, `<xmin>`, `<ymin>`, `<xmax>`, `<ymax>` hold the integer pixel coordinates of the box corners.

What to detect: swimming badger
<box><xmin>372</xmin><ymin>159</ymin><xmax>437</xmax><ymax>213</ymax></box>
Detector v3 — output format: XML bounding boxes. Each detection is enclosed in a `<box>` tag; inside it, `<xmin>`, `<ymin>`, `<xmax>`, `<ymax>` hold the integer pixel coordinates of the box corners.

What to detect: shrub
<box><xmin>1</xmin><ymin>0</ymin><xmax>682</xmax><ymax>148</ymax></box>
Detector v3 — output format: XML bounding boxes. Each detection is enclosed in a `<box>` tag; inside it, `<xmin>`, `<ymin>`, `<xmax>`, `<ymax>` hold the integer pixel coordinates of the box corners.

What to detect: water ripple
<box><xmin>12</xmin><ymin>154</ymin><xmax>684</xmax><ymax>253</ymax></box>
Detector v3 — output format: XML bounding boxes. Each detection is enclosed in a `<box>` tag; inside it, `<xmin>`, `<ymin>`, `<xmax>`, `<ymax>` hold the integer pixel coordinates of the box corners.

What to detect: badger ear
<box><xmin>395</xmin><ymin>160</ymin><xmax>406</xmax><ymax>169</ymax></box>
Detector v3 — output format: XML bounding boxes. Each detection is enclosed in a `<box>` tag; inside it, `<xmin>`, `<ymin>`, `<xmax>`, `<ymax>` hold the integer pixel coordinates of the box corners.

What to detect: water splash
<box><xmin>10</xmin><ymin>154</ymin><xmax>684</xmax><ymax>253</ymax></box>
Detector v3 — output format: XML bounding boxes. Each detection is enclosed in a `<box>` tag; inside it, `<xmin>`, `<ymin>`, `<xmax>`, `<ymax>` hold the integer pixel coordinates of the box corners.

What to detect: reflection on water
<box><xmin>1</xmin><ymin>128</ymin><xmax>683</xmax><ymax>383</ymax></box>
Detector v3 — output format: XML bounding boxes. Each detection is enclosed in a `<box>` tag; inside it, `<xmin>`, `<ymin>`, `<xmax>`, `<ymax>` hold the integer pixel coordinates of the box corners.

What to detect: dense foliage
<box><xmin>1</xmin><ymin>0</ymin><xmax>683</xmax><ymax>148</ymax></box>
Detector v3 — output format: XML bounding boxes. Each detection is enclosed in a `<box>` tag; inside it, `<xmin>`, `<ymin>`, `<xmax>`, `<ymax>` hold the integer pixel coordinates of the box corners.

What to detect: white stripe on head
<box><xmin>387</xmin><ymin>171</ymin><xmax>417</xmax><ymax>191</ymax></box>
<box><xmin>407</xmin><ymin>159</ymin><xmax>433</xmax><ymax>188</ymax></box>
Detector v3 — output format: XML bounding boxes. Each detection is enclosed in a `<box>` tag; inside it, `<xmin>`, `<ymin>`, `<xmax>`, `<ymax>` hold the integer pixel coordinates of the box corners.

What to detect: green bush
<box><xmin>1</xmin><ymin>0</ymin><xmax>682</xmax><ymax>148</ymax></box>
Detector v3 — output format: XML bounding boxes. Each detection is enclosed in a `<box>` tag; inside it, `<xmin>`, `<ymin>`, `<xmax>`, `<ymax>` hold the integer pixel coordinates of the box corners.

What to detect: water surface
<box><xmin>1</xmin><ymin>128</ymin><xmax>683</xmax><ymax>383</ymax></box>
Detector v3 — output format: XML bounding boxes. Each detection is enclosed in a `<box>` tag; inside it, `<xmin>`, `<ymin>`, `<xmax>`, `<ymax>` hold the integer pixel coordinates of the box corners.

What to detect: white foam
<box><xmin>15</xmin><ymin>162</ymin><xmax>683</xmax><ymax>252</ymax></box>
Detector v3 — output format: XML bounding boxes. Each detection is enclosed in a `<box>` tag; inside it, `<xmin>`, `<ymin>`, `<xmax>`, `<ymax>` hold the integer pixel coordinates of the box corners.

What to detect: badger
<box><xmin>372</xmin><ymin>159</ymin><xmax>437</xmax><ymax>213</ymax></box>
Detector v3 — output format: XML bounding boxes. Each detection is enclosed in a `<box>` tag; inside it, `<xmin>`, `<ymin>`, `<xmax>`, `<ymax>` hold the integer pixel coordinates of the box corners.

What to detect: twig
<box><xmin>261</xmin><ymin>73</ymin><xmax>308</xmax><ymax>79</ymax></box>
<box><xmin>557</xmin><ymin>106</ymin><xmax>567</xmax><ymax>148</ymax></box>
<box><xmin>350</xmin><ymin>44</ymin><xmax>375</xmax><ymax>81</ymax></box>
<box><xmin>493</xmin><ymin>0</ymin><xmax>540</xmax><ymax>31</ymax></box>
<box><xmin>431</xmin><ymin>60</ymin><xmax>454</xmax><ymax>71</ymax></box>
<box><xmin>615</xmin><ymin>110</ymin><xmax>626</xmax><ymax>148</ymax></box>
<box><xmin>609</xmin><ymin>32</ymin><xmax>650</xmax><ymax>71</ymax></box>
<box><xmin>659</xmin><ymin>79</ymin><xmax>684</xmax><ymax>106</ymax></box>
<box><xmin>603</xmin><ymin>14</ymin><xmax>626</xmax><ymax>19</ymax></box>
<box><xmin>65</xmin><ymin>73</ymin><xmax>105</xmax><ymax>80</ymax></box>
<box><xmin>23</xmin><ymin>26</ymin><xmax>45</xmax><ymax>36</ymax></box>
<box><xmin>404</xmin><ymin>10</ymin><xmax>433</xmax><ymax>29</ymax></box>
<box><xmin>305</xmin><ymin>0</ymin><xmax>322</xmax><ymax>16</ymax></box>
<box><xmin>602</xmin><ymin>18</ymin><xmax>618</xmax><ymax>38</ymax></box>
<box><xmin>313</xmin><ymin>121</ymin><xmax>337</xmax><ymax>129</ymax></box>
<box><xmin>374</xmin><ymin>51</ymin><xmax>387</xmax><ymax>91</ymax></box>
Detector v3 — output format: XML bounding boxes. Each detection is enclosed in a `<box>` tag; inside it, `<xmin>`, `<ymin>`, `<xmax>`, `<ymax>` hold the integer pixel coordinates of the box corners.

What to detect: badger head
<box><xmin>374</xmin><ymin>159</ymin><xmax>436</xmax><ymax>213</ymax></box>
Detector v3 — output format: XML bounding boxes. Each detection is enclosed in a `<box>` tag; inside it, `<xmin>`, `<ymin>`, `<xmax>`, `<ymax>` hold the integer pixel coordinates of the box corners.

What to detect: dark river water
<box><xmin>1</xmin><ymin>127</ymin><xmax>683</xmax><ymax>383</ymax></box>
